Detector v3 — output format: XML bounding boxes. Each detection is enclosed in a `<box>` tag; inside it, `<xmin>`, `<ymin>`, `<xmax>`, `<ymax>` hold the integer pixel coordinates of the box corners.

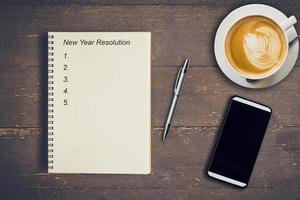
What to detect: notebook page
<box><xmin>48</xmin><ymin>32</ymin><xmax>151</xmax><ymax>174</ymax></box>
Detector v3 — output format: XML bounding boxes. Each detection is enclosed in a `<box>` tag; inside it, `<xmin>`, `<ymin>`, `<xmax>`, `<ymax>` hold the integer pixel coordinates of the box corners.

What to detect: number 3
<box><xmin>63</xmin><ymin>76</ymin><xmax>68</xmax><ymax>82</ymax></box>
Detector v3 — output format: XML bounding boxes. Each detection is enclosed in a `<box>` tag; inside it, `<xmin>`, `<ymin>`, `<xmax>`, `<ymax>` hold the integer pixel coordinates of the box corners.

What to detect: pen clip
<box><xmin>174</xmin><ymin>67</ymin><xmax>182</xmax><ymax>93</ymax></box>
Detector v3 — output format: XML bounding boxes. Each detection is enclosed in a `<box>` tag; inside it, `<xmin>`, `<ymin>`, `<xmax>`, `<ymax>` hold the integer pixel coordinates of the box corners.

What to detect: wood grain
<box><xmin>1</xmin><ymin>0</ymin><xmax>300</xmax><ymax>6</ymax></box>
<box><xmin>0</xmin><ymin>127</ymin><xmax>299</xmax><ymax>189</ymax></box>
<box><xmin>0</xmin><ymin>2</ymin><xmax>299</xmax><ymax>200</ymax></box>
<box><xmin>153</xmin><ymin>67</ymin><xmax>300</xmax><ymax>127</ymax></box>
<box><xmin>0</xmin><ymin>5</ymin><xmax>299</xmax><ymax>68</ymax></box>
<box><xmin>0</xmin><ymin>66</ymin><xmax>299</xmax><ymax>127</ymax></box>
<box><xmin>0</xmin><ymin>188</ymin><xmax>300</xmax><ymax>200</ymax></box>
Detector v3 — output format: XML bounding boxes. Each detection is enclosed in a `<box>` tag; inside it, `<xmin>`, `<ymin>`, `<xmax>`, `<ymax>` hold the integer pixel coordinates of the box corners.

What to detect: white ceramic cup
<box><xmin>223</xmin><ymin>14</ymin><xmax>298</xmax><ymax>80</ymax></box>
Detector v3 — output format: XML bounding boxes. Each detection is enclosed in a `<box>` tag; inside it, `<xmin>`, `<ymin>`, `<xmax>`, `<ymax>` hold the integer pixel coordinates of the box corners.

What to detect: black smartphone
<box><xmin>207</xmin><ymin>96</ymin><xmax>272</xmax><ymax>187</ymax></box>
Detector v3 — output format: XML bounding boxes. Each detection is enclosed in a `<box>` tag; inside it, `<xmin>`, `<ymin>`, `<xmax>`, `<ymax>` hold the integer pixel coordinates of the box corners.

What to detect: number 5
<box><xmin>63</xmin><ymin>99</ymin><xmax>68</xmax><ymax>105</ymax></box>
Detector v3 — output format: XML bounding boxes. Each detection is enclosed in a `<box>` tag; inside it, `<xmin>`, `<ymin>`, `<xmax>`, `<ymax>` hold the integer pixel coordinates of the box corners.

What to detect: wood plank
<box><xmin>0</xmin><ymin>127</ymin><xmax>299</xmax><ymax>188</ymax></box>
<box><xmin>0</xmin><ymin>66</ymin><xmax>299</xmax><ymax>127</ymax></box>
<box><xmin>0</xmin><ymin>188</ymin><xmax>300</xmax><ymax>200</ymax></box>
<box><xmin>0</xmin><ymin>5</ymin><xmax>299</xmax><ymax>68</ymax></box>
<box><xmin>153</xmin><ymin>67</ymin><xmax>300</xmax><ymax>127</ymax></box>
<box><xmin>0</xmin><ymin>64</ymin><xmax>44</xmax><ymax>127</ymax></box>
<box><xmin>0</xmin><ymin>3</ymin><xmax>299</xmax><ymax>200</ymax></box>
<box><xmin>1</xmin><ymin>0</ymin><xmax>300</xmax><ymax>6</ymax></box>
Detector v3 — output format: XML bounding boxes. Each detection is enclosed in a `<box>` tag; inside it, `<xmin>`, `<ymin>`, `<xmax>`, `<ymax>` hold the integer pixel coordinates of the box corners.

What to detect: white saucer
<box><xmin>214</xmin><ymin>4</ymin><xmax>299</xmax><ymax>89</ymax></box>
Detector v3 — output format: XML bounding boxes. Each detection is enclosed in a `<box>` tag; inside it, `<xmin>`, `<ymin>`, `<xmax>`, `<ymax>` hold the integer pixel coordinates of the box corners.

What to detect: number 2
<box><xmin>63</xmin><ymin>64</ymin><xmax>68</xmax><ymax>70</ymax></box>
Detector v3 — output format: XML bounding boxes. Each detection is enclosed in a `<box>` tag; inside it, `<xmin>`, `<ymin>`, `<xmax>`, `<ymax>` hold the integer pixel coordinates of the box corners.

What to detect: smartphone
<box><xmin>207</xmin><ymin>96</ymin><xmax>272</xmax><ymax>187</ymax></box>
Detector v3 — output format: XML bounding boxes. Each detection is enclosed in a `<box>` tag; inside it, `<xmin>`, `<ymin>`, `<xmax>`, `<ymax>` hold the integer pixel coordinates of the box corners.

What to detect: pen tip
<box><xmin>162</xmin><ymin>125</ymin><xmax>170</xmax><ymax>142</ymax></box>
<box><xmin>162</xmin><ymin>134</ymin><xmax>166</xmax><ymax>142</ymax></box>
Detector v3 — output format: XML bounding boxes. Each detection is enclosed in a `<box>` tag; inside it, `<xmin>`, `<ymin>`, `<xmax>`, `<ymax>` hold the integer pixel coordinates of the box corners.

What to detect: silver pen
<box><xmin>162</xmin><ymin>59</ymin><xmax>190</xmax><ymax>141</ymax></box>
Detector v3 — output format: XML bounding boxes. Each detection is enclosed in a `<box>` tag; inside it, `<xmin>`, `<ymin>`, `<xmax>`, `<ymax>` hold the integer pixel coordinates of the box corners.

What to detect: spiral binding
<box><xmin>48</xmin><ymin>34</ymin><xmax>54</xmax><ymax>171</ymax></box>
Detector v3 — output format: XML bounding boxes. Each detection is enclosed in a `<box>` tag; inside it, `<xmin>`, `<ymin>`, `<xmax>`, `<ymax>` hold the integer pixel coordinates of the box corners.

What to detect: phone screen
<box><xmin>208</xmin><ymin>96</ymin><xmax>272</xmax><ymax>187</ymax></box>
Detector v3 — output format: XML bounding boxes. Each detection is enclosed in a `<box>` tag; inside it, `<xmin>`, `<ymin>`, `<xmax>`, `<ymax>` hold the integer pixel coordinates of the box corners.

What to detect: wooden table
<box><xmin>0</xmin><ymin>1</ymin><xmax>299</xmax><ymax>199</ymax></box>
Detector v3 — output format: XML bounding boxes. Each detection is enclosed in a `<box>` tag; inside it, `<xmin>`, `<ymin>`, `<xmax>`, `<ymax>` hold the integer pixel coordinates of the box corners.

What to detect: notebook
<box><xmin>48</xmin><ymin>32</ymin><xmax>151</xmax><ymax>174</ymax></box>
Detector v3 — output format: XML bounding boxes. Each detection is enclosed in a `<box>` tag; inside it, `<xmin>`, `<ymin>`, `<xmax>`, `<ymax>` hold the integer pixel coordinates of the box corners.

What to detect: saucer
<box><xmin>214</xmin><ymin>4</ymin><xmax>299</xmax><ymax>89</ymax></box>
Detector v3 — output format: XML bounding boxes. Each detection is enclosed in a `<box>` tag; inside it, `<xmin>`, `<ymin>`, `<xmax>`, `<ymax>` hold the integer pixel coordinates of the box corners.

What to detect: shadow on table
<box><xmin>38</xmin><ymin>33</ymin><xmax>50</xmax><ymax>173</ymax></box>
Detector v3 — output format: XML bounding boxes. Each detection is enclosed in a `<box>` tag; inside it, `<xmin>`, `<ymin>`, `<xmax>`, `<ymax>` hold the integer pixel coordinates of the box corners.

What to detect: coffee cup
<box><xmin>223</xmin><ymin>14</ymin><xmax>297</xmax><ymax>80</ymax></box>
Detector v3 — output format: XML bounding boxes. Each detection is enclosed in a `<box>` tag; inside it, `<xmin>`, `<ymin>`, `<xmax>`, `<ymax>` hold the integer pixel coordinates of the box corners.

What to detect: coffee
<box><xmin>225</xmin><ymin>16</ymin><xmax>287</xmax><ymax>78</ymax></box>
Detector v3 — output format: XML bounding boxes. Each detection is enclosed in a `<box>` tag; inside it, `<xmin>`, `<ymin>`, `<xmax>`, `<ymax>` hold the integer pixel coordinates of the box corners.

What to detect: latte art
<box><xmin>244</xmin><ymin>32</ymin><xmax>281</xmax><ymax>70</ymax></box>
<box><xmin>225</xmin><ymin>16</ymin><xmax>287</xmax><ymax>78</ymax></box>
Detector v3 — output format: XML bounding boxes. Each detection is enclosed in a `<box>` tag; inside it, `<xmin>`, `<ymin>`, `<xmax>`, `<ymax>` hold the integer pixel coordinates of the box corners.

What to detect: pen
<box><xmin>162</xmin><ymin>59</ymin><xmax>190</xmax><ymax>141</ymax></box>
